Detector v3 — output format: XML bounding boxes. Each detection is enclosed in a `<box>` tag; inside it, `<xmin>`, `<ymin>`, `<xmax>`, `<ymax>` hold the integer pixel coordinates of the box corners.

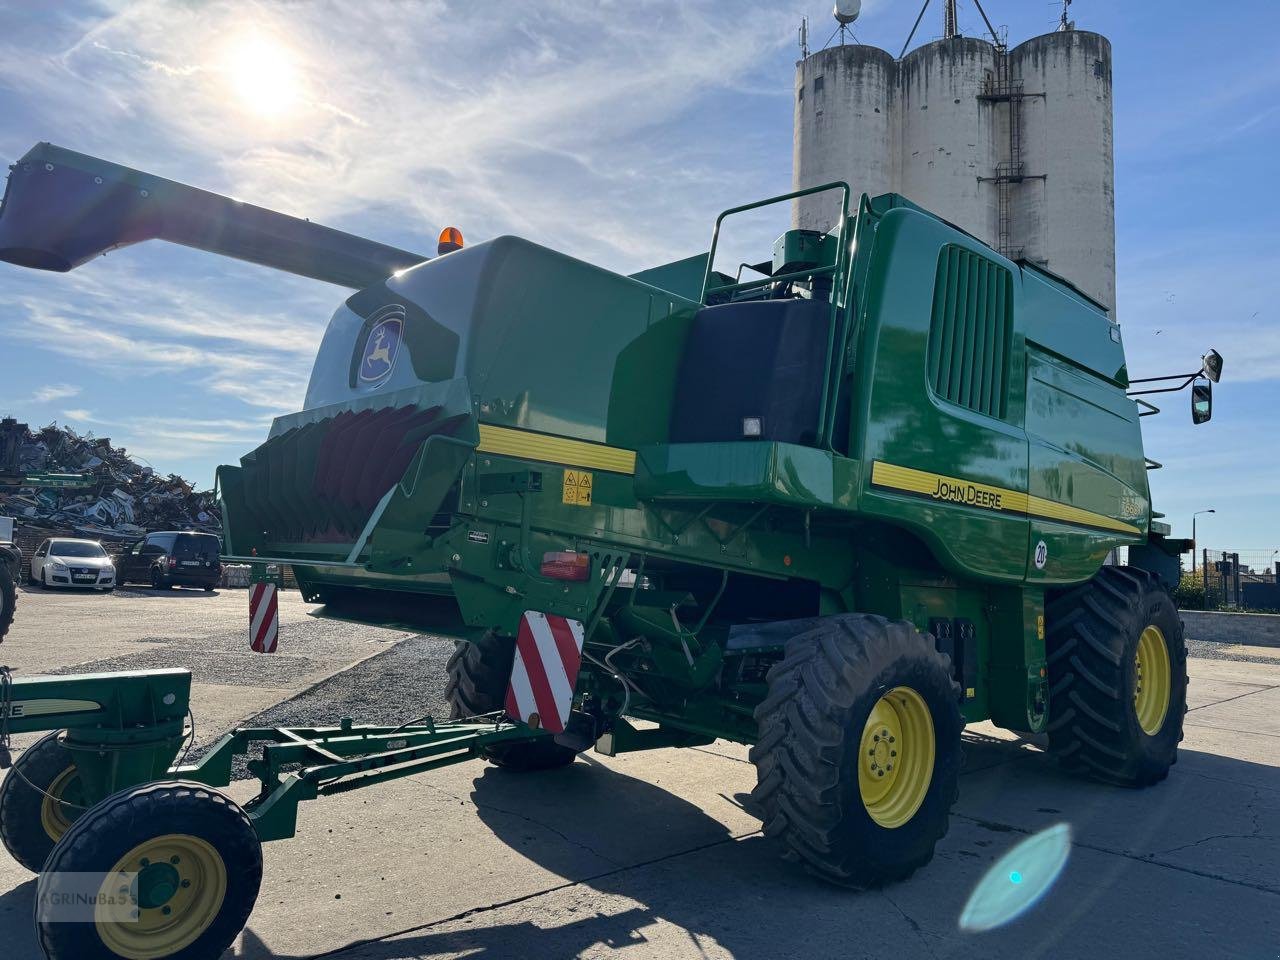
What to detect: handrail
<box><xmin>699</xmin><ymin>181</ymin><xmax>851</xmax><ymax>305</ymax></box>
<box><xmin>819</xmin><ymin>192</ymin><xmax>874</xmax><ymax>449</ymax></box>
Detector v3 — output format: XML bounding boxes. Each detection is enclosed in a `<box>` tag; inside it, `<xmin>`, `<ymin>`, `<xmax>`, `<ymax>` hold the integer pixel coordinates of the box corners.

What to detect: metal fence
<box><xmin>1197</xmin><ymin>548</ymin><xmax>1280</xmax><ymax>611</ymax></box>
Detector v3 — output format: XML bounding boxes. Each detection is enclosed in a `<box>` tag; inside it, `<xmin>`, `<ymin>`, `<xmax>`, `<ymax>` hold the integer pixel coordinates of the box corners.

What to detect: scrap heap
<box><xmin>0</xmin><ymin>417</ymin><xmax>221</xmax><ymax>542</ymax></box>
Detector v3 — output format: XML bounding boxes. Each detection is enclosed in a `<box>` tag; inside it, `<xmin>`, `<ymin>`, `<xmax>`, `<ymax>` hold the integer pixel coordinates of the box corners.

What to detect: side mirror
<box><xmin>1202</xmin><ymin>349</ymin><xmax>1223</xmax><ymax>383</ymax></box>
<box><xmin>1191</xmin><ymin>379</ymin><xmax>1213</xmax><ymax>424</ymax></box>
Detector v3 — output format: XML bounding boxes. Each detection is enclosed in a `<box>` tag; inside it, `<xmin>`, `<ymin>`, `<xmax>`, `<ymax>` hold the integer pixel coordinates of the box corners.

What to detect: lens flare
<box><xmin>959</xmin><ymin>823</ymin><xmax>1071</xmax><ymax>932</ymax></box>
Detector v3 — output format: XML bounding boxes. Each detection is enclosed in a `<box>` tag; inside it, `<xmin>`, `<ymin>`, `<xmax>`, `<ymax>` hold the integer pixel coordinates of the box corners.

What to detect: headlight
<box><xmin>51</xmin><ymin>561</ymin><xmax>68</xmax><ymax>570</ymax></box>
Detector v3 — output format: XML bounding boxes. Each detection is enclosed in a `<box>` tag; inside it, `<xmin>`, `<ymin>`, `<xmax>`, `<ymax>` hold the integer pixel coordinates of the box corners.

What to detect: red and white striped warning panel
<box><xmin>505</xmin><ymin>611</ymin><xmax>584</xmax><ymax>734</ymax></box>
<box><xmin>249</xmin><ymin>582</ymin><xmax>279</xmax><ymax>654</ymax></box>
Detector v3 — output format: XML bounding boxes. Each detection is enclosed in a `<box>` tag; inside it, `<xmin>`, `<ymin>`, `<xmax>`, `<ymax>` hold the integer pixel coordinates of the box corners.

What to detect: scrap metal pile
<box><xmin>0</xmin><ymin>417</ymin><xmax>220</xmax><ymax>541</ymax></box>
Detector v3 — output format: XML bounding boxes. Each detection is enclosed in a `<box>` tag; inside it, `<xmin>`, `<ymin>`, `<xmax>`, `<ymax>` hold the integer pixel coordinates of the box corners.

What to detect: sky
<box><xmin>0</xmin><ymin>0</ymin><xmax>1276</xmax><ymax>555</ymax></box>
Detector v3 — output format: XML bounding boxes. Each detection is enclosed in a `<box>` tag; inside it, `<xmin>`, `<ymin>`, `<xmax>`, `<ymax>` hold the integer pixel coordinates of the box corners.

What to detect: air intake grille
<box><xmin>926</xmin><ymin>246</ymin><xmax>1013</xmax><ymax>419</ymax></box>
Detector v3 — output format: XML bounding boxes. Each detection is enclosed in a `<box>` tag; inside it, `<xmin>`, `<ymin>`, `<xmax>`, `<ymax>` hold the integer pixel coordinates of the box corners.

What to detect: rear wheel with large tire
<box><xmin>1045</xmin><ymin>565</ymin><xmax>1186</xmax><ymax>786</ymax></box>
<box><xmin>0</xmin><ymin>731</ymin><xmax>85</xmax><ymax>872</ymax></box>
<box><xmin>37</xmin><ymin>781</ymin><xmax>262</xmax><ymax>960</ymax></box>
<box><xmin>749</xmin><ymin>614</ymin><xmax>963</xmax><ymax>887</ymax></box>
<box><xmin>445</xmin><ymin>631</ymin><xmax>578</xmax><ymax>771</ymax></box>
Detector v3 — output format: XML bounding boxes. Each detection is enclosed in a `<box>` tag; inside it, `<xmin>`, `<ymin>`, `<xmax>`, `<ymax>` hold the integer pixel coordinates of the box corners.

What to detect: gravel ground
<box><xmin>215</xmin><ymin>633</ymin><xmax>458</xmax><ymax>780</ymax></box>
<box><xmin>48</xmin><ymin>614</ymin><xmax>405</xmax><ymax>687</ymax></box>
<box><xmin>1185</xmin><ymin>637</ymin><xmax>1280</xmax><ymax>664</ymax></box>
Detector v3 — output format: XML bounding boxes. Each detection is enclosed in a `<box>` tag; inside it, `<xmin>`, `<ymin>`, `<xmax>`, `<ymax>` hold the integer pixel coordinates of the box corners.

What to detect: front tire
<box><xmin>37</xmin><ymin>781</ymin><xmax>262</xmax><ymax>960</ymax></box>
<box><xmin>1046</xmin><ymin>565</ymin><xmax>1186</xmax><ymax>786</ymax></box>
<box><xmin>749</xmin><ymin>614</ymin><xmax>963</xmax><ymax>887</ymax></box>
<box><xmin>445</xmin><ymin>632</ymin><xmax>578</xmax><ymax>771</ymax></box>
<box><xmin>0</xmin><ymin>731</ymin><xmax>84</xmax><ymax>872</ymax></box>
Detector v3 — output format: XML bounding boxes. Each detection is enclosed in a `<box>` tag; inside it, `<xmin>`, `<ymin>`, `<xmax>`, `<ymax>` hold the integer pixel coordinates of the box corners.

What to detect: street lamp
<box><xmin>1191</xmin><ymin>509</ymin><xmax>1215</xmax><ymax>572</ymax></box>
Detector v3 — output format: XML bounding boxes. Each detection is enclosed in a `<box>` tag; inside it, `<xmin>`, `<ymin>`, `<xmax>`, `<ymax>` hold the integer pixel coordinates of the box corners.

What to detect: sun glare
<box><xmin>223</xmin><ymin>31</ymin><xmax>301</xmax><ymax>119</ymax></box>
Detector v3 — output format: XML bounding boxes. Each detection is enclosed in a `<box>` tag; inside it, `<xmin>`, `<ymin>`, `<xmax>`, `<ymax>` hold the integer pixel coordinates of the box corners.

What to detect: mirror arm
<box><xmin>1127</xmin><ymin>371</ymin><xmax>1200</xmax><ymax>391</ymax></box>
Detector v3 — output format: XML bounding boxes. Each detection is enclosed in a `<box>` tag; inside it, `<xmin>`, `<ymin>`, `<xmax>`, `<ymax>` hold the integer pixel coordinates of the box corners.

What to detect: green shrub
<box><xmin>1172</xmin><ymin>570</ymin><xmax>1223</xmax><ymax>610</ymax></box>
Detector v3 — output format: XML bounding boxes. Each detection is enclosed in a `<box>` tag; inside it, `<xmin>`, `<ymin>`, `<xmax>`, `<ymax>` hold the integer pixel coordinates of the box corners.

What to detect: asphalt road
<box><xmin>1</xmin><ymin>587</ymin><xmax>1277</xmax><ymax>959</ymax></box>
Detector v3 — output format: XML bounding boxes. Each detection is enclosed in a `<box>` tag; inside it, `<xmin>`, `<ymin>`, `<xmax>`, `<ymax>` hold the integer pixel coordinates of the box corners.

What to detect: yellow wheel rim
<box><xmin>1134</xmin><ymin>624</ymin><xmax>1171</xmax><ymax>735</ymax></box>
<box><xmin>858</xmin><ymin>686</ymin><xmax>935</xmax><ymax>829</ymax></box>
<box><xmin>39</xmin><ymin>766</ymin><xmax>80</xmax><ymax>843</ymax></box>
<box><xmin>94</xmin><ymin>834</ymin><xmax>227</xmax><ymax>960</ymax></box>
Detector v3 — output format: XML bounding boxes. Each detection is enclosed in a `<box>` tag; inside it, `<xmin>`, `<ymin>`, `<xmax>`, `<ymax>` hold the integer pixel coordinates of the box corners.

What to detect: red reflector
<box><xmin>541</xmin><ymin>551</ymin><xmax>590</xmax><ymax>581</ymax></box>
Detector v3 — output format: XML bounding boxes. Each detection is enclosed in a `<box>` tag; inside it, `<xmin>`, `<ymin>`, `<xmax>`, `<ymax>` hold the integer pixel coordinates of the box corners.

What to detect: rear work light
<box><xmin>541</xmin><ymin>551</ymin><xmax>591</xmax><ymax>581</ymax></box>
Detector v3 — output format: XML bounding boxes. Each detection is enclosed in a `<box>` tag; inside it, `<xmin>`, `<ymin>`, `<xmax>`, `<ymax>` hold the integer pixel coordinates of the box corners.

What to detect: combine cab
<box><xmin>0</xmin><ymin>144</ymin><xmax>1216</xmax><ymax>960</ymax></box>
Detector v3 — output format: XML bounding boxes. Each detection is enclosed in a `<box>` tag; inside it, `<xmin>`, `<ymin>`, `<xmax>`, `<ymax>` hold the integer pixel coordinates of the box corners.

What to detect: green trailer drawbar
<box><xmin>0</xmin><ymin>143</ymin><xmax>1221</xmax><ymax>959</ymax></box>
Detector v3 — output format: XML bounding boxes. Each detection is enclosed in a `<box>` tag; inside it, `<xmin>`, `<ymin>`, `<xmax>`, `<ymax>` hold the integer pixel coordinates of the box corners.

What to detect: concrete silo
<box><xmin>794</xmin><ymin>44</ymin><xmax>896</xmax><ymax>233</ymax></box>
<box><xmin>897</xmin><ymin>37</ymin><xmax>999</xmax><ymax>249</ymax></box>
<box><xmin>1011</xmin><ymin>30</ymin><xmax>1115</xmax><ymax>312</ymax></box>
<box><xmin>791</xmin><ymin>6</ymin><xmax>1116</xmax><ymax>311</ymax></box>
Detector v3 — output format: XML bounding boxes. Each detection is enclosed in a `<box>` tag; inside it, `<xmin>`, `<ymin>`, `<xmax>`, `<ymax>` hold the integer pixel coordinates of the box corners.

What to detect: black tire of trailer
<box><xmin>0</xmin><ymin>731</ymin><xmax>81</xmax><ymax>872</ymax></box>
<box><xmin>0</xmin><ymin>558</ymin><xmax>14</xmax><ymax>640</ymax></box>
<box><xmin>37</xmin><ymin>780</ymin><xmax>262</xmax><ymax>960</ymax></box>
<box><xmin>749</xmin><ymin>614</ymin><xmax>963</xmax><ymax>888</ymax></box>
<box><xmin>1045</xmin><ymin>565</ymin><xmax>1187</xmax><ymax>786</ymax></box>
<box><xmin>445</xmin><ymin>631</ymin><xmax>578</xmax><ymax>772</ymax></box>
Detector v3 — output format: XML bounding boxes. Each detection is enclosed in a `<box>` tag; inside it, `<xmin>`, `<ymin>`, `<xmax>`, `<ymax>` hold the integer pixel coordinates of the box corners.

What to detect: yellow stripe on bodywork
<box><xmin>477</xmin><ymin>424</ymin><xmax>637</xmax><ymax>475</ymax></box>
<box><xmin>870</xmin><ymin>461</ymin><xmax>1140</xmax><ymax>535</ymax></box>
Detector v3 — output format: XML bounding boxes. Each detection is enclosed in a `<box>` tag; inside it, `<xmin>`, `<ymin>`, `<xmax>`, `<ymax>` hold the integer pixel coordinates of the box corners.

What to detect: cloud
<box><xmin>33</xmin><ymin>383</ymin><xmax>81</xmax><ymax>403</ymax></box>
<box><xmin>61</xmin><ymin>408</ymin><xmax>95</xmax><ymax>421</ymax></box>
<box><xmin>0</xmin><ymin>1</ymin><xmax>794</xmax><ymax>272</ymax></box>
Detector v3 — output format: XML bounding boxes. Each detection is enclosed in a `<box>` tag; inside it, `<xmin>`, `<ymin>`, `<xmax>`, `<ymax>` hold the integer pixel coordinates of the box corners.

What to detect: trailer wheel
<box><xmin>749</xmin><ymin>614</ymin><xmax>962</xmax><ymax>887</ymax></box>
<box><xmin>1046</xmin><ymin>565</ymin><xmax>1186</xmax><ymax>786</ymax></box>
<box><xmin>446</xmin><ymin>632</ymin><xmax>578</xmax><ymax>771</ymax></box>
<box><xmin>37</xmin><ymin>781</ymin><xmax>262</xmax><ymax>960</ymax></box>
<box><xmin>0</xmin><ymin>731</ymin><xmax>84</xmax><ymax>872</ymax></box>
<box><xmin>0</xmin><ymin>557</ymin><xmax>14</xmax><ymax>640</ymax></box>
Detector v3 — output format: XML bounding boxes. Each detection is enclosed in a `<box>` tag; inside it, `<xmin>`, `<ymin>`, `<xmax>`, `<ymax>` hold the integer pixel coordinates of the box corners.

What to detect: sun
<box><xmin>222</xmin><ymin>31</ymin><xmax>302</xmax><ymax>119</ymax></box>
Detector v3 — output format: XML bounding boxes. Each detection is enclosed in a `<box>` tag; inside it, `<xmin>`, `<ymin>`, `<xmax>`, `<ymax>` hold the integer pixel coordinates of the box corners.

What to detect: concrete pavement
<box><xmin>0</xmin><ymin>588</ymin><xmax>1277</xmax><ymax>959</ymax></box>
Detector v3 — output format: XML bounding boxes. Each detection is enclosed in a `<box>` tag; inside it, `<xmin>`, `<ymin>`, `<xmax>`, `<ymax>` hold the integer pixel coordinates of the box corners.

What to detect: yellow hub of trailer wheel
<box><xmin>1134</xmin><ymin>624</ymin><xmax>1171</xmax><ymax>735</ymax></box>
<box><xmin>858</xmin><ymin>686</ymin><xmax>935</xmax><ymax>829</ymax></box>
<box><xmin>39</xmin><ymin>766</ymin><xmax>79</xmax><ymax>843</ymax></box>
<box><xmin>95</xmin><ymin>834</ymin><xmax>227</xmax><ymax>960</ymax></box>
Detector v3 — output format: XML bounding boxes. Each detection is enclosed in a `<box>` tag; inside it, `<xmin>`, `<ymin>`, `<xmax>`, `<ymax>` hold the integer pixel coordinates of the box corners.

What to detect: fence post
<box><xmin>1202</xmin><ymin>549</ymin><xmax>1209</xmax><ymax>606</ymax></box>
<box><xmin>1232</xmin><ymin>552</ymin><xmax>1242</xmax><ymax>610</ymax></box>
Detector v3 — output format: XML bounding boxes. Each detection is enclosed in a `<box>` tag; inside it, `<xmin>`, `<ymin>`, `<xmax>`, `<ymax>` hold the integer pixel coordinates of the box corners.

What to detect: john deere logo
<box><xmin>360</xmin><ymin>316</ymin><xmax>402</xmax><ymax>383</ymax></box>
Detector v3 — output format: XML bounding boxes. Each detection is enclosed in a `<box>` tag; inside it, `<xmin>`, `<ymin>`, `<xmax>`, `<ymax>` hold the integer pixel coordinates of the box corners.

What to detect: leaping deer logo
<box><xmin>365</xmin><ymin>330</ymin><xmax>392</xmax><ymax>370</ymax></box>
<box><xmin>360</xmin><ymin>318</ymin><xmax>402</xmax><ymax>382</ymax></box>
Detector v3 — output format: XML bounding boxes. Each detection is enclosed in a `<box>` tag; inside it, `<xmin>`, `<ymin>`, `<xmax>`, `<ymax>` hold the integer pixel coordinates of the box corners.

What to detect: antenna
<box><xmin>799</xmin><ymin>16</ymin><xmax>809</xmax><ymax>59</ymax></box>
<box><xmin>943</xmin><ymin>0</ymin><xmax>958</xmax><ymax>39</ymax></box>
<box><xmin>1058</xmin><ymin>0</ymin><xmax>1075</xmax><ymax>31</ymax></box>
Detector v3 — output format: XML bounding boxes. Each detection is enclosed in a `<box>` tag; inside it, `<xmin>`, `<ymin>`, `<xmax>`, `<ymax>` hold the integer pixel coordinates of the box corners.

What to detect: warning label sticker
<box><xmin>562</xmin><ymin>469</ymin><xmax>593</xmax><ymax>506</ymax></box>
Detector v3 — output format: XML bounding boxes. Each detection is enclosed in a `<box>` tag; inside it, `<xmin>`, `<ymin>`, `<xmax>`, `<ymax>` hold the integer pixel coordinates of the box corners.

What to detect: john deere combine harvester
<box><xmin>0</xmin><ymin>143</ymin><xmax>1220</xmax><ymax>959</ymax></box>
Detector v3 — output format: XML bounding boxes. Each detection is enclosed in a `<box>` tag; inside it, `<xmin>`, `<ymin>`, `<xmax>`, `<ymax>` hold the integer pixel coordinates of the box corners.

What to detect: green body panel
<box><xmin>628</xmin><ymin>252</ymin><xmax>711</xmax><ymax>303</ymax></box>
<box><xmin>636</xmin><ymin>441</ymin><xmax>858</xmax><ymax>509</ymax></box>
<box><xmin>213</xmin><ymin>187</ymin><xmax>1159</xmax><ymax>747</ymax></box>
<box><xmin>2</xmin><ymin>669</ymin><xmax>191</xmax><ymax>805</ymax></box>
<box><xmin>852</xmin><ymin>209</ymin><xmax>1032</xmax><ymax>584</ymax></box>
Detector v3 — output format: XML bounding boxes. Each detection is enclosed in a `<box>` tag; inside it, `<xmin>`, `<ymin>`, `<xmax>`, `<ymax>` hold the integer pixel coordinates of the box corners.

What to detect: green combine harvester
<box><xmin>0</xmin><ymin>143</ymin><xmax>1221</xmax><ymax>959</ymax></box>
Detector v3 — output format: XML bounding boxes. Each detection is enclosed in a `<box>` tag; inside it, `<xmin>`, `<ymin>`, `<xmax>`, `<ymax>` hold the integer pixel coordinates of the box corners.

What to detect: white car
<box><xmin>28</xmin><ymin>538</ymin><xmax>116</xmax><ymax>591</ymax></box>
